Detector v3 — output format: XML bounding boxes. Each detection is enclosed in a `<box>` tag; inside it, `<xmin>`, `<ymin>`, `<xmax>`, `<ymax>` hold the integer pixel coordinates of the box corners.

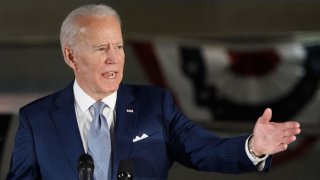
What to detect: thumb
<box><xmin>258</xmin><ymin>108</ymin><xmax>272</xmax><ymax>124</ymax></box>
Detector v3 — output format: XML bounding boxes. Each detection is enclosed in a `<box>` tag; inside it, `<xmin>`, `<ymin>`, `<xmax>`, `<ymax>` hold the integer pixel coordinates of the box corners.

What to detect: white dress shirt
<box><xmin>72</xmin><ymin>80</ymin><xmax>267</xmax><ymax>169</ymax></box>
<box><xmin>245</xmin><ymin>136</ymin><xmax>268</xmax><ymax>171</ymax></box>
<box><xmin>73</xmin><ymin>80</ymin><xmax>117</xmax><ymax>152</ymax></box>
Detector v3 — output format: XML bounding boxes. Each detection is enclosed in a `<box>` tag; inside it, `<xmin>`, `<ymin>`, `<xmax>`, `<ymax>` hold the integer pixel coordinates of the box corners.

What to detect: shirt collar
<box><xmin>73</xmin><ymin>80</ymin><xmax>117</xmax><ymax>113</ymax></box>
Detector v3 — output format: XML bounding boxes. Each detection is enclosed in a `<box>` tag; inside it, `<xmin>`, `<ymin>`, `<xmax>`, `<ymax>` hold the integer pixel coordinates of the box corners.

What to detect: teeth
<box><xmin>105</xmin><ymin>72</ymin><xmax>116</xmax><ymax>79</ymax></box>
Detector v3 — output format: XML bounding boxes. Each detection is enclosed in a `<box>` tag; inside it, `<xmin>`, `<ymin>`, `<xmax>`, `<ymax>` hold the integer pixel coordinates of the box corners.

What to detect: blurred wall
<box><xmin>1</xmin><ymin>0</ymin><xmax>319</xmax><ymax>179</ymax></box>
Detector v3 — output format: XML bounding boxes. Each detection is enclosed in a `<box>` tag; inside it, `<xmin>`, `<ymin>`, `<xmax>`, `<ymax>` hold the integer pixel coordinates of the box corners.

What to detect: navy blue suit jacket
<box><xmin>7</xmin><ymin>82</ymin><xmax>271</xmax><ymax>179</ymax></box>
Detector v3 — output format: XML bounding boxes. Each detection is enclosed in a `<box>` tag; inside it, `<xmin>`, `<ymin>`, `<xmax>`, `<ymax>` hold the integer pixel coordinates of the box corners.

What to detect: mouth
<box><xmin>102</xmin><ymin>71</ymin><xmax>117</xmax><ymax>79</ymax></box>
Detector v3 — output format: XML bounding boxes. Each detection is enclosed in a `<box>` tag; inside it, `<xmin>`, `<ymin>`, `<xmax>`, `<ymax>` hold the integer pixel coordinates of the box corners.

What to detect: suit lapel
<box><xmin>51</xmin><ymin>83</ymin><xmax>137</xmax><ymax>176</ymax></box>
<box><xmin>113</xmin><ymin>84</ymin><xmax>138</xmax><ymax>170</ymax></box>
<box><xmin>52</xmin><ymin>82</ymin><xmax>85</xmax><ymax>173</ymax></box>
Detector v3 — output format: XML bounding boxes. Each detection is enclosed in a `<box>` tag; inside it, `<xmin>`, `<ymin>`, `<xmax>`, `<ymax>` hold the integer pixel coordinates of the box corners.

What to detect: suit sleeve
<box><xmin>6</xmin><ymin>109</ymin><xmax>41</xmax><ymax>180</ymax></box>
<box><xmin>162</xmin><ymin>90</ymin><xmax>271</xmax><ymax>173</ymax></box>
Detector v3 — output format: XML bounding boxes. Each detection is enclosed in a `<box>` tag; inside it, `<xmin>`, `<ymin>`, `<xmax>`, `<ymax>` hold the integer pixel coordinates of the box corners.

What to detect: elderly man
<box><xmin>7</xmin><ymin>4</ymin><xmax>300</xmax><ymax>180</ymax></box>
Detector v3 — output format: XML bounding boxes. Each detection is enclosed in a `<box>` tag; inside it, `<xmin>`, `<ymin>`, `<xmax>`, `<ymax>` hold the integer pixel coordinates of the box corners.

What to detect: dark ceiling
<box><xmin>1</xmin><ymin>0</ymin><xmax>320</xmax><ymax>44</ymax></box>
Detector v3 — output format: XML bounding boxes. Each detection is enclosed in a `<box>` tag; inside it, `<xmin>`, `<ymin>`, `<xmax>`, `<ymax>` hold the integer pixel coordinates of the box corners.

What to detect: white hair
<box><xmin>60</xmin><ymin>4</ymin><xmax>121</xmax><ymax>51</ymax></box>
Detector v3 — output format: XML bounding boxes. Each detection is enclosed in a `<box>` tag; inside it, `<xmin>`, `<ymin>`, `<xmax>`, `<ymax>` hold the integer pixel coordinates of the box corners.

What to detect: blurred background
<box><xmin>1</xmin><ymin>0</ymin><xmax>319</xmax><ymax>179</ymax></box>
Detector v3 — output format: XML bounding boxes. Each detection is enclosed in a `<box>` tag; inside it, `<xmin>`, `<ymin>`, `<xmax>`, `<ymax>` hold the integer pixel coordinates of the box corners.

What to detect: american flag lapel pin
<box><xmin>126</xmin><ymin>109</ymin><xmax>134</xmax><ymax>113</ymax></box>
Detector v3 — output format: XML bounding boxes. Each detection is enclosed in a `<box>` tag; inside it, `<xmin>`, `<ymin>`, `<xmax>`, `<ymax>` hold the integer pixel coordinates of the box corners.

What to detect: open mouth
<box><xmin>103</xmin><ymin>71</ymin><xmax>117</xmax><ymax>79</ymax></box>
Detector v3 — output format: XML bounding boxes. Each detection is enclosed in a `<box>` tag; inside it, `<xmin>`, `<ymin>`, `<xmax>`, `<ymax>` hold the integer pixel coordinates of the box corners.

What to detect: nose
<box><xmin>105</xmin><ymin>49</ymin><xmax>117</xmax><ymax>64</ymax></box>
<box><xmin>106</xmin><ymin>55</ymin><xmax>116</xmax><ymax>64</ymax></box>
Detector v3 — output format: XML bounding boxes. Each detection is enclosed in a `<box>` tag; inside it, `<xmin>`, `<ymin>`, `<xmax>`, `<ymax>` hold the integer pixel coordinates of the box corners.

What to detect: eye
<box><xmin>115</xmin><ymin>44</ymin><xmax>123</xmax><ymax>49</ymax></box>
<box><xmin>96</xmin><ymin>47</ymin><xmax>107</xmax><ymax>51</ymax></box>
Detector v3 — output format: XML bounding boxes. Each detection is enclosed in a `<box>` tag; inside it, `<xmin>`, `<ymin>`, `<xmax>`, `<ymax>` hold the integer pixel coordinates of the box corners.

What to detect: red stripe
<box><xmin>129</xmin><ymin>40</ymin><xmax>180</xmax><ymax>107</ymax></box>
<box><xmin>227</xmin><ymin>49</ymin><xmax>280</xmax><ymax>77</ymax></box>
<box><xmin>130</xmin><ymin>40</ymin><xmax>169</xmax><ymax>87</ymax></box>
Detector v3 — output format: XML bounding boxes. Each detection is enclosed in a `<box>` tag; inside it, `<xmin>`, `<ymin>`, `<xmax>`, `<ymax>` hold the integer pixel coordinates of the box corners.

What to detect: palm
<box><xmin>251</xmin><ymin>108</ymin><xmax>301</xmax><ymax>156</ymax></box>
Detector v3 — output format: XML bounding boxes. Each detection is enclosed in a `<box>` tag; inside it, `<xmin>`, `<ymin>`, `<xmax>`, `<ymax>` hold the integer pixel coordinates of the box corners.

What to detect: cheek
<box><xmin>77</xmin><ymin>60</ymin><xmax>97</xmax><ymax>77</ymax></box>
<box><xmin>119</xmin><ymin>53</ymin><xmax>125</xmax><ymax>69</ymax></box>
<box><xmin>76</xmin><ymin>55</ymin><xmax>98</xmax><ymax>71</ymax></box>
<box><xmin>77</xmin><ymin>61</ymin><xmax>89</xmax><ymax>72</ymax></box>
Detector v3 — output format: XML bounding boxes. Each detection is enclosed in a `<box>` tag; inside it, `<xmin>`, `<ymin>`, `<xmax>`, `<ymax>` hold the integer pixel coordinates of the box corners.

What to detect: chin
<box><xmin>104</xmin><ymin>83</ymin><xmax>120</xmax><ymax>93</ymax></box>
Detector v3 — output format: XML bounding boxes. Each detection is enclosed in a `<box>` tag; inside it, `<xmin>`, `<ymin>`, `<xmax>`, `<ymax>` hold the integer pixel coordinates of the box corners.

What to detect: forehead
<box><xmin>75</xmin><ymin>15</ymin><xmax>123</xmax><ymax>41</ymax></box>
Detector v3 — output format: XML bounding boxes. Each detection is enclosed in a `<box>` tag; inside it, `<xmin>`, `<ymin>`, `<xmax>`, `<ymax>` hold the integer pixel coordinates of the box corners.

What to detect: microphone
<box><xmin>78</xmin><ymin>154</ymin><xmax>94</xmax><ymax>180</ymax></box>
<box><xmin>117</xmin><ymin>160</ymin><xmax>134</xmax><ymax>180</ymax></box>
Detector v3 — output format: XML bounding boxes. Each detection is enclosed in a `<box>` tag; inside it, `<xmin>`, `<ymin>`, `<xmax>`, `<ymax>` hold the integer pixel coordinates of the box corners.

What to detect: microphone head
<box><xmin>78</xmin><ymin>154</ymin><xmax>94</xmax><ymax>172</ymax></box>
<box><xmin>117</xmin><ymin>160</ymin><xmax>134</xmax><ymax>179</ymax></box>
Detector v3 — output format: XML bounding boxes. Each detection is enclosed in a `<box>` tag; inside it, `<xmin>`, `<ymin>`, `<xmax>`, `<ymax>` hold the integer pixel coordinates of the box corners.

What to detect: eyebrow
<box><xmin>93</xmin><ymin>42</ymin><xmax>123</xmax><ymax>47</ymax></box>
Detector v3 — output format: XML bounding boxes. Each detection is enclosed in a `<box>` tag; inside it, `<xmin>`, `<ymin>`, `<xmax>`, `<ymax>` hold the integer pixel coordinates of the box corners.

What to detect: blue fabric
<box><xmin>7</xmin><ymin>82</ymin><xmax>272</xmax><ymax>180</ymax></box>
<box><xmin>88</xmin><ymin>101</ymin><xmax>111</xmax><ymax>180</ymax></box>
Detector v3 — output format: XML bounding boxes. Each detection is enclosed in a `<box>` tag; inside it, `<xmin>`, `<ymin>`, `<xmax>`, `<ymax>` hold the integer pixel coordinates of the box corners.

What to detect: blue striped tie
<box><xmin>88</xmin><ymin>101</ymin><xmax>112</xmax><ymax>180</ymax></box>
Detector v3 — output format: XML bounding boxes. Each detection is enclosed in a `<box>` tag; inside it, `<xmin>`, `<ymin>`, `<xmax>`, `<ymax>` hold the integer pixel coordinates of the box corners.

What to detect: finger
<box><xmin>258</xmin><ymin>108</ymin><xmax>272</xmax><ymax>124</ymax></box>
<box><xmin>281</xmin><ymin>143</ymin><xmax>288</xmax><ymax>151</ymax></box>
<box><xmin>272</xmin><ymin>144</ymin><xmax>288</xmax><ymax>154</ymax></box>
<box><xmin>281</xmin><ymin>135</ymin><xmax>297</xmax><ymax>144</ymax></box>
<box><xmin>271</xmin><ymin>121</ymin><xmax>301</xmax><ymax>131</ymax></box>
<box><xmin>283</xmin><ymin>121</ymin><xmax>300</xmax><ymax>129</ymax></box>
<box><xmin>283</xmin><ymin>127</ymin><xmax>301</xmax><ymax>136</ymax></box>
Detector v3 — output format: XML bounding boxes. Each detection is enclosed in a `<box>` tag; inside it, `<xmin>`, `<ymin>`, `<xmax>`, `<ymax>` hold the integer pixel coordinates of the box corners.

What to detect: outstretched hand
<box><xmin>250</xmin><ymin>108</ymin><xmax>301</xmax><ymax>156</ymax></box>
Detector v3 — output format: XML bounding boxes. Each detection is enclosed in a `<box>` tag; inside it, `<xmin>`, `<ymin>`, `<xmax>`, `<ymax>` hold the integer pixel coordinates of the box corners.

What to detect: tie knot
<box><xmin>92</xmin><ymin>101</ymin><xmax>106</xmax><ymax>116</ymax></box>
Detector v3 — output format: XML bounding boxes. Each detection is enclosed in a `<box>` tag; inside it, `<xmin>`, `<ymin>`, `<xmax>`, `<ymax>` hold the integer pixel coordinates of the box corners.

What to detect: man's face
<box><xmin>65</xmin><ymin>15</ymin><xmax>125</xmax><ymax>100</ymax></box>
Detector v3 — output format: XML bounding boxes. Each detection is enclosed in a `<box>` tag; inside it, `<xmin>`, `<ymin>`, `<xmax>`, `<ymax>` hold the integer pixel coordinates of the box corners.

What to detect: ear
<box><xmin>63</xmin><ymin>46</ymin><xmax>78</xmax><ymax>70</ymax></box>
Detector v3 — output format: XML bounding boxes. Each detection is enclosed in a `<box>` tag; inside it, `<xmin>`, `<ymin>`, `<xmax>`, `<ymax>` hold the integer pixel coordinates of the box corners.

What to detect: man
<box><xmin>7</xmin><ymin>4</ymin><xmax>301</xmax><ymax>180</ymax></box>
